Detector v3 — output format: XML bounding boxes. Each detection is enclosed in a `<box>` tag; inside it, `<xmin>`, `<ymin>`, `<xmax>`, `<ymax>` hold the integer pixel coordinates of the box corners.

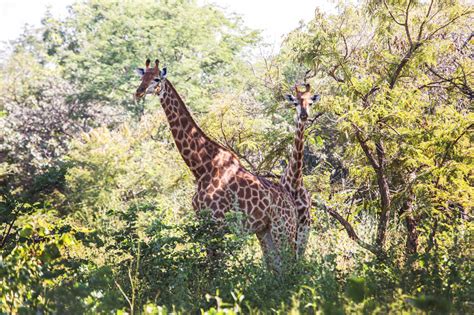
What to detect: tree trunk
<box><xmin>375</xmin><ymin>140</ymin><xmax>391</xmax><ymax>249</ymax></box>
<box><xmin>401</xmin><ymin>190</ymin><xmax>418</xmax><ymax>255</ymax></box>
<box><xmin>375</xmin><ymin>168</ymin><xmax>391</xmax><ymax>249</ymax></box>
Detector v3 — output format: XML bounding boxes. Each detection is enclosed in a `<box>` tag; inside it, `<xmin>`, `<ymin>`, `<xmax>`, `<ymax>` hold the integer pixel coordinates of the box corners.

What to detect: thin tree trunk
<box><xmin>375</xmin><ymin>140</ymin><xmax>391</xmax><ymax>249</ymax></box>
<box><xmin>401</xmin><ymin>190</ymin><xmax>418</xmax><ymax>255</ymax></box>
<box><xmin>375</xmin><ymin>169</ymin><xmax>391</xmax><ymax>248</ymax></box>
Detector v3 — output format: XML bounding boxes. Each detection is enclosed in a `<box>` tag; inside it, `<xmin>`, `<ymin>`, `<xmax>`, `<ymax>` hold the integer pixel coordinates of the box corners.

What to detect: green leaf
<box><xmin>40</xmin><ymin>244</ymin><xmax>61</xmax><ymax>263</ymax></box>
<box><xmin>345</xmin><ymin>277</ymin><xmax>366</xmax><ymax>303</ymax></box>
<box><xmin>19</xmin><ymin>225</ymin><xmax>33</xmax><ymax>238</ymax></box>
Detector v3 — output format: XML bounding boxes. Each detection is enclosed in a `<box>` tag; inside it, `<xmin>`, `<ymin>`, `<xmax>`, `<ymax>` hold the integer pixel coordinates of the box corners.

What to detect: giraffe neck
<box><xmin>281</xmin><ymin>119</ymin><xmax>306</xmax><ymax>194</ymax></box>
<box><xmin>158</xmin><ymin>79</ymin><xmax>234</xmax><ymax>178</ymax></box>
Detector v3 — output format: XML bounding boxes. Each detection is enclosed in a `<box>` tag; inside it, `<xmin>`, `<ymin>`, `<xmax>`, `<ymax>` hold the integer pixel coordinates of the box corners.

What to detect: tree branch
<box><xmin>389</xmin><ymin>42</ymin><xmax>422</xmax><ymax>89</ymax></box>
<box><xmin>383</xmin><ymin>0</ymin><xmax>404</xmax><ymax>26</ymax></box>
<box><xmin>353</xmin><ymin>126</ymin><xmax>380</xmax><ymax>170</ymax></box>
<box><xmin>328</xmin><ymin>65</ymin><xmax>345</xmax><ymax>83</ymax></box>
<box><xmin>417</xmin><ymin>0</ymin><xmax>434</xmax><ymax>41</ymax></box>
<box><xmin>404</xmin><ymin>0</ymin><xmax>413</xmax><ymax>47</ymax></box>
<box><xmin>374</xmin><ymin>139</ymin><xmax>392</xmax><ymax>249</ymax></box>
<box><xmin>438</xmin><ymin>123</ymin><xmax>473</xmax><ymax>169</ymax></box>
<box><xmin>426</xmin><ymin>9</ymin><xmax>474</xmax><ymax>40</ymax></box>
<box><xmin>0</xmin><ymin>203</ymin><xmax>22</xmax><ymax>249</ymax></box>
<box><xmin>319</xmin><ymin>202</ymin><xmax>381</xmax><ymax>255</ymax></box>
<box><xmin>426</xmin><ymin>65</ymin><xmax>474</xmax><ymax>99</ymax></box>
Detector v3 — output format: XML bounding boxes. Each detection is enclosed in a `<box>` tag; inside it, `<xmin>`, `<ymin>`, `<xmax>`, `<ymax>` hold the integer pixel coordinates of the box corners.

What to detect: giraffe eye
<box><xmin>153</xmin><ymin>78</ymin><xmax>160</xmax><ymax>82</ymax></box>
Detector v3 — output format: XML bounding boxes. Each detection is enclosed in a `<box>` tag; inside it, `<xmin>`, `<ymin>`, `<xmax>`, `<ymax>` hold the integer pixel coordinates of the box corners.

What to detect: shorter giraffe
<box><xmin>134</xmin><ymin>58</ymin><xmax>298</xmax><ymax>269</ymax></box>
<box><xmin>281</xmin><ymin>83</ymin><xmax>320</xmax><ymax>258</ymax></box>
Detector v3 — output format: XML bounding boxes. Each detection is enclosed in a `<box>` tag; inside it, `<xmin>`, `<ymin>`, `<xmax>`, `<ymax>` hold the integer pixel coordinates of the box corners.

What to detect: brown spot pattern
<box><xmin>135</xmin><ymin>74</ymin><xmax>299</xmax><ymax>267</ymax></box>
<box><xmin>280</xmin><ymin>116</ymin><xmax>312</xmax><ymax>259</ymax></box>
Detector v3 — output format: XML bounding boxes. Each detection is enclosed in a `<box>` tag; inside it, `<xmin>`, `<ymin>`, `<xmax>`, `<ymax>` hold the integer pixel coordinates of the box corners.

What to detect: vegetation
<box><xmin>1</xmin><ymin>0</ymin><xmax>472</xmax><ymax>313</ymax></box>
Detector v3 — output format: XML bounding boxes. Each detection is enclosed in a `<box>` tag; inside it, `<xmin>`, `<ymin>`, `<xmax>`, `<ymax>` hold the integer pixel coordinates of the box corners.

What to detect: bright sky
<box><xmin>0</xmin><ymin>0</ymin><xmax>334</xmax><ymax>47</ymax></box>
<box><xmin>205</xmin><ymin>0</ymin><xmax>334</xmax><ymax>46</ymax></box>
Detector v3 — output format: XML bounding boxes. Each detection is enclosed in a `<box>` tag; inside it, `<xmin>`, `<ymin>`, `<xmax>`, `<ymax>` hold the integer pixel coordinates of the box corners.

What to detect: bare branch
<box><xmin>308</xmin><ymin>112</ymin><xmax>324</xmax><ymax>125</ymax></box>
<box><xmin>426</xmin><ymin>65</ymin><xmax>474</xmax><ymax>99</ymax></box>
<box><xmin>114</xmin><ymin>278</ymin><xmax>133</xmax><ymax>310</ymax></box>
<box><xmin>353</xmin><ymin>126</ymin><xmax>380</xmax><ymax>170</ymax></box>
<box><xmin>404</xmin><ymin>0</ymin><xmax>413</xmax><ymax>47</ymax></box>
<box><xmin>417</xmin><ymin>0</ymin><xmax>434</xmax><ymax>41</ymax></box>
<box><xmin>372</xmin><ymin>139</ymin><xmax>392</xmax><ymax>249</ymax></box>
<box><xmin>328</xmin><ymin>65</ymin><xmax>345</xmax><ymax>83</ymax></box>
<box><xmin>437</xmin><ymin>123</ymin><xmax>473</xmax><ymax>169</ymax></box>
<box><xmin>362</xmin><ymin>86</ymin><xmax>380</xmax><ymax>107</ymax></box>
<box><xmin>0</xmin><ymin>203</ymin><xmax>23</xmax><ymax>249</ymax></box>
<box><xmin>342</xmin><ymin>33</ymin><xmax>349</xmax><ymax>61</ymax></box>
<box><xmin>427</xmin><ymin>9</ymin><xmax>474</xmax><ymax>40</ymax></box>
<box><xmin>375</xmin><ymin>140</ymin><xmax>386</xmax><ymax>168</ymax></box>
<box><xmin>319</xmin><ymin>202</ymin><xmax>381</xmax><ymax>255</ymax></box>
<box><xmin>389</xmin><ymin>41</ymin><xmax>422</xmax><ymax>89</ymax></box>
<box><xmin>383</xmin><ymin>0</ymin><xmax>404</xmax><ymax>26</ymax></box>
<box><xmin>378</xmin><ymin>120</ymin><xmax>401</xmax><ymax>136</ymax></box>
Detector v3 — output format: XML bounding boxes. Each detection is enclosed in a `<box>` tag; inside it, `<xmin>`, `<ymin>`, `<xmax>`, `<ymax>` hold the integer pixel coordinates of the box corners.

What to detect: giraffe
<box><xmin>134</xmin><ymin>58</ymin><xmax>298</xmax><ymax>268</ymax></box>
<box><xmin>281</xmin><ymin>83</ymin><xmax>320</xmax><ymax>258</ymax></box>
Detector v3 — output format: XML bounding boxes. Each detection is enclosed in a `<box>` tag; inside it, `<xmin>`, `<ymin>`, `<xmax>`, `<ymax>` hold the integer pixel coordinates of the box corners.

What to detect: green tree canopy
<box><xmin>283</xmin><ymin>0</ymin><xmax>473</xmax><ymax>256</ymax></box>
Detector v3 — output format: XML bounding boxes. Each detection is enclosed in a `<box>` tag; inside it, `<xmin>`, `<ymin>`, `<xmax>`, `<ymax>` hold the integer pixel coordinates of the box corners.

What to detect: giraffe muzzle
<box><xmin>134</xmin><ymin>91</ymin><xmax>145</xmax><ymax>100</ymax></box>
<box><xmin>300</xmin><ymin>109</ymin><xmax>308</xmax><ymax>121</ymax></box>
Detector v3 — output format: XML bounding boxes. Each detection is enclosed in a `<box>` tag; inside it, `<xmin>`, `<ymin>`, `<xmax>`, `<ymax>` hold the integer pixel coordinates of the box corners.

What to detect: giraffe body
<box><xmin>135</xmin><ymin>61</ymin><xmax>297</xmax><ymax>266</ymax></box>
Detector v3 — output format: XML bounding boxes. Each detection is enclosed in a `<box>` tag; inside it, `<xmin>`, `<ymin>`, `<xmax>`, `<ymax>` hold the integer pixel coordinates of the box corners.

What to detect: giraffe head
<box><xmin>134</xmin><ymin>58</ymin><xmax>167</xmax><ymax>100</ymax></box>
<box><xmin>285</xmin><ymin>83</ymin><xmax>320</xmax><ymax>122</ymax></box>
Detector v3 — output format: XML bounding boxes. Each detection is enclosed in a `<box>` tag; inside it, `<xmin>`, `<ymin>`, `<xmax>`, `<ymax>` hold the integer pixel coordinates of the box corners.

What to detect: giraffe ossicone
<box><xmin>134</xmin><ymin>58</ymin><xmax>300</xmax><ymax>269</ymax></box>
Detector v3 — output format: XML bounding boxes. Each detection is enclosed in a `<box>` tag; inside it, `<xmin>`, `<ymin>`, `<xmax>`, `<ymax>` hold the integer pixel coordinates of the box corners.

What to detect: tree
<box><xmin>0</xmin><ymin>52</ymin><xmax>120</xmax><ymax>191</ymax></box>
<box><xmin>40</xmin><ymin>0</ymin><xmax>259</xmax><ymax>114</ymax></box>
<box><xmin>283</xmin><ymin>0</ymin><xmax>473</xmax><ymax>257</ymax></box>
<box><xmin>0</xmin><ymin>0</ymin><xmax>261</xmax><ymax>198</ymax></box>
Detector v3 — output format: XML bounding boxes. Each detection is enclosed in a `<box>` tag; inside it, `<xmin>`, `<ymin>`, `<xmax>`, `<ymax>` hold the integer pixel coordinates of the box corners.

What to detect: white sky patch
<box><xmin>204</xmin><ymin>0</ymin><xmax>334</xmax><ymax>47</ymax></box>
<box><xmin>0</xmin><ymin>0</ymin><xmax>74</xmax><ymax>43</ymax></box>
<box><xmin>0</xmin><ymin>0</ymin><xmax>334</xmax><ymax>50</ymax></box>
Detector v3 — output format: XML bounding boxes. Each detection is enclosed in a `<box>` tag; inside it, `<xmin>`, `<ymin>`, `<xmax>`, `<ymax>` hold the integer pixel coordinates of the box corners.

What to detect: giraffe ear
<box><xmin>161</xmin><ymin>67</ymin><xmax>167</xmax><ymax>78</ymax></box>
<box><xmin>285</xmin><ymin>94</ymin><xmax>296</xmax><ymax>103</ymax></box>
<box><xmin>311</xmin><ymin>94</ymin><xmax>321</xmax><ymax>102</ymax></box>
<box><xmin>135</xmin><ymin>68</ymin><xmax>145</xmax><ymax>77</ymax></box>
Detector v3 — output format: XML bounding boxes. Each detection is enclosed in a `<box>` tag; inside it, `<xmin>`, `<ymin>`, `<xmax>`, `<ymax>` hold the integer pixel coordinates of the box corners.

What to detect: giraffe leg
<box><xmin>296</xmin><ymin>190</ymin><xmax>311</xmax><ymax>258</ymax></box>
<box><xmin>258</xmin><ymin>200</ymin><xmax>298</xmax><ymax>272</ymax></box>
<box><xmin>200</xmin><ymin>202</ymin><xmax>227</xmax><ymax>266</ymax></box>
<box><xmin>256</xmin><ymin>228</ymin><xmax>278</xmax><ymax>269</ymax></box>
<box><xmin>268</xmin><ymin>223</ymin><xmax>284</xmax><ymax>272</ymax></box>
<box><xmin>296</xmin><ymin>216</ymin><xmax>310</xmax><ymax>259</ymax></box>
<box><xmin>268</xmin><ymin>206</ymin><xmax>297</xmax><ymax>272</ymax></box>
<box><xmin>271</xmin><ymin>205</ymin><xmax>298</xmax><ymax>265</ymax></box>
<box><xmin>201</xmin><ymin>228</ymin><xmax>227</xmax><ymax>270</ymax></box>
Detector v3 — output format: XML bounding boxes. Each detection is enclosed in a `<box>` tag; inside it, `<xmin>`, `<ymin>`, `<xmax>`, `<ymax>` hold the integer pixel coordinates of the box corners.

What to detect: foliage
<box><xmin>0</xmin><ymin>207</ymin><xmax>77</xmax><ymax>313</ymax></box>
<box><xmin>41</xmin><ymin>0</ymin><xmax>259</xmax><ymax>113</ymax></box>
<box><xmin>64</xmin><ymin>114</ymin><xmax>194</xmax><ymax>219</ymax></box>
<box><xmin>0</xmin><ymin>52</ymin><xmax>119</xmax><ymax>193</ymax></box>
<box><xmin>0</xmin><ymin>0</ymin><xmax>472</xmax><ymax>314</ymax></box>
<box><xmin>283</xmin><ymin>0</ymin><xmax>473</xmax><ymax>258</ymax></box>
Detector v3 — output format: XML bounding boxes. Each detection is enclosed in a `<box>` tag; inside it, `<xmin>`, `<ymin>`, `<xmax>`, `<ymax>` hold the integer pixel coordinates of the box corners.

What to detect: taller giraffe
<box><xmin>134</xmin><ymin>58</ymin><xmax>298</xmax><ymax>268</ymax></box>
<box><xmin>281</xmin><ymin>83</ymin><xmax>320</xmax><ymax>257</ymax></box>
